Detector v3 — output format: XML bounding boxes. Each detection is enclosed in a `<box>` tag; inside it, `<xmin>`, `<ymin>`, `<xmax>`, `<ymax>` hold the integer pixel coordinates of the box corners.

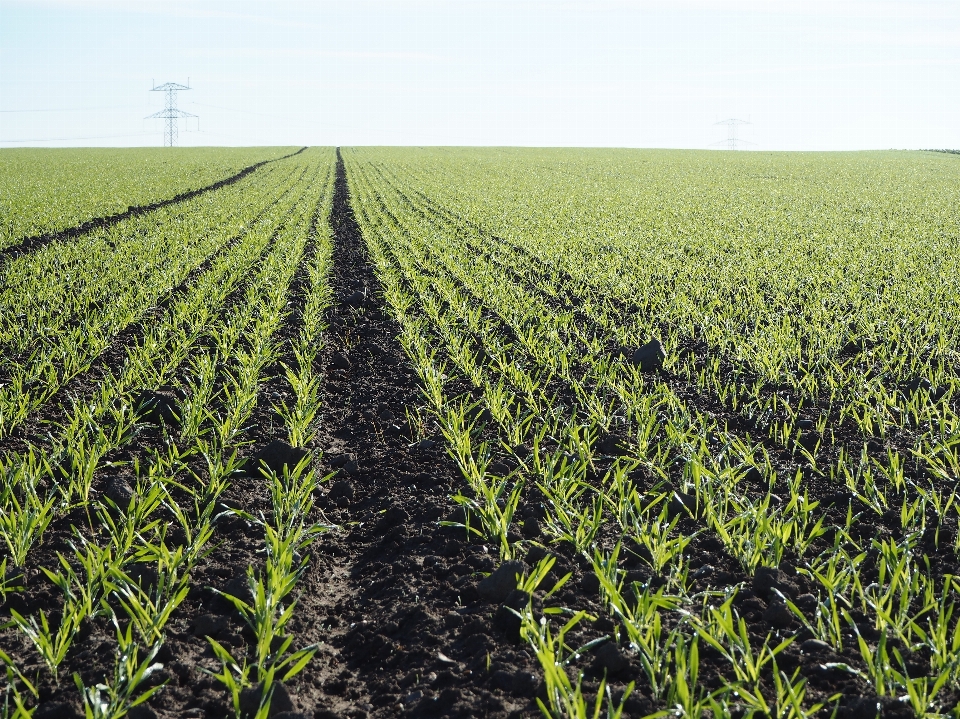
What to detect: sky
<box><xmin>0</xmin><ymin>0</ymin><xmax>958</xmax><ymax>150</ymax></box>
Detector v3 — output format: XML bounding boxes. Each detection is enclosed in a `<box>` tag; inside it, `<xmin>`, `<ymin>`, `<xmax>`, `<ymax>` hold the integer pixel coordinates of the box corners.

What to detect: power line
<box><xmin>146</xmin><ymin>81</ymin><xmax>197</xmax><ymax>147</ymax></box>
<box><xmin>713</xmin><ymin>118</ymin><xmax>753</xmax><ymax>150</ymax></box>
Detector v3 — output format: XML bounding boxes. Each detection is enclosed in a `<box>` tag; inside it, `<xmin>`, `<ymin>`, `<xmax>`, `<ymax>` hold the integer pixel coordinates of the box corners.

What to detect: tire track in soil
<box><xmin>0</xmin><ymin>147</ymin><xmax>307</xmax><ymax>266</ymax></box>
<box><xmin>281</xmin><ymin>151</ymin><xmax>547</xmax><ymax>719</ymax></box>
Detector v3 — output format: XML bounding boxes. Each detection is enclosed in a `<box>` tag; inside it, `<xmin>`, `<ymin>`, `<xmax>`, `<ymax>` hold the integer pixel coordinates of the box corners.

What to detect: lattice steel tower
<box><xmin>714</xmin><ymin>118</ymin><xmax>751</xmax><ymax>150</ymax></box>
<box><xmin>146</xmin><ymin>81</ymin><xmax>198</xmax><ymax>147</ymax></box>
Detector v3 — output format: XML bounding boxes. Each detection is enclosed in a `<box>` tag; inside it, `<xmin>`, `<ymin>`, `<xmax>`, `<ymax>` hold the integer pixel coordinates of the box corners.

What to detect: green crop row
<box><xmin>0</xmin><ymin>147</ymin><xmax>336</xmax><ymax>717</ymax></box>
<box><xmin>0</xmin><ymin>159</ymin><xmax>312</xmax><ymax>437</ymax></box>
<box><xmin>345</xmin><ymin>147</ymin><xmax>960</xmax><ymax>718</ymax></box>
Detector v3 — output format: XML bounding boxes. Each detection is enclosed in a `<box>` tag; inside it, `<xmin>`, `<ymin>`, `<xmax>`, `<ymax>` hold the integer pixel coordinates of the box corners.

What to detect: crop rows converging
<box><xmin>343</xmin><ymin>147</ymin><xmax>960</xmax><ymax>718</ymax></box>
<box><xmin>0</xmin><ymin>147</ymin><xmax>301</xmax><ymax>251</ymax></box>
<box><xmin>0</xmin><ymin>146</ymin><xmax>337</xmax><ymax>718</ymax></box>
<box><xmin>3</xmin><ymin>145</ymin><xmax>960</xmax><ymax>719</ymax></box>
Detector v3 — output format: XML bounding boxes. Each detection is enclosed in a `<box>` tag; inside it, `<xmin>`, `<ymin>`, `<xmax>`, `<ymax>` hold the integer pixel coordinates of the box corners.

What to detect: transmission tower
<box><xmin>146</xmin><ymin>81</ymin><xmax>197</xmax><ymax>147</ymax></box>
<box><xmin>713</xmin><ymin>118</ymin><xmax>752</xmax><ymax>150</ymax></box>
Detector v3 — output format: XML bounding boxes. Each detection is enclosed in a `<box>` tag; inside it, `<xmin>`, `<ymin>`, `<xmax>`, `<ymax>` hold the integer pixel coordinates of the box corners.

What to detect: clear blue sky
<box><xmin>1</xmin><ymin>0</ymin><xmax>958</xmax><ymax>149</ymax></box>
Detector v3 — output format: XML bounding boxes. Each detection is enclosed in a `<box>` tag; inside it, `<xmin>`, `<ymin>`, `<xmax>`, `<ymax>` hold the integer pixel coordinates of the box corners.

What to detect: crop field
<box><xmin>0</xmin><ymin>146</ymin><xmax>959</xmax><ymax>719</ymax></box>
<box><xmin>0</xmin><ymin>147</ymin><xmax>301</xmax><ymax>253</ymax></box>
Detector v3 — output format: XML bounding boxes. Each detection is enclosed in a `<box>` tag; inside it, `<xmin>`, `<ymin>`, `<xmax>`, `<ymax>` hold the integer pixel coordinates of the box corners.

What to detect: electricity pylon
<box><xmin>713</xmin><ymin>118</ymin><xmax>752</xmax><ymax>150</ymax></box>
<box><xmin>146</xmin><ymin>81</ymin><xmax>197</xmax><ymax>147</ymax></box>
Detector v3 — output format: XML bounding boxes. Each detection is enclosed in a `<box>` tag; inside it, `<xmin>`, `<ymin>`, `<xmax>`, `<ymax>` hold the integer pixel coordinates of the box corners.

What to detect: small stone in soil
<box><xmin>330</xmin><ymin>352</ymin><xmax>351</xmax><ymax>369</ymax></box>
<box><xmin>410</xmin><ymin>439</ymin><xmax>437</xmax><ymax>451</ymax></box>
<box><xmin>477</xmin><ymin>560</ymin><xmax>526</xmax><ymax>603</ymax></box>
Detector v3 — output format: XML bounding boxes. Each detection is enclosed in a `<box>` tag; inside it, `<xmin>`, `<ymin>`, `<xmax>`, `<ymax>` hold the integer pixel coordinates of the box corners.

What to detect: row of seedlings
<box><xmin>345</xmin><ymin>149</ymin><xmax>960</xmax><ymax>718</ymax></box>
<box><xmin>0</xmin><ymin>149</ymin><xmax>336</xmax><ymax>717</ymax></box>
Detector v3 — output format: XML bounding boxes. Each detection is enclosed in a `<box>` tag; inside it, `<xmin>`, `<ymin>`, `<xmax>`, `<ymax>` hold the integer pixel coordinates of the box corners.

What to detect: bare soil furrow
<box><xmin>276</xmin><ymin>151</ymin><xmax>550</xmax><ymax>719</ymax></box>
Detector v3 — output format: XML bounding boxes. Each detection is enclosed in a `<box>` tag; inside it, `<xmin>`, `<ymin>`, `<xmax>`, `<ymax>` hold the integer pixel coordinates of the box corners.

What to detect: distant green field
<box><xmin>0</xmin><ymin>146</ymin><xmax>299</xmax><ymax>249</ymax></box>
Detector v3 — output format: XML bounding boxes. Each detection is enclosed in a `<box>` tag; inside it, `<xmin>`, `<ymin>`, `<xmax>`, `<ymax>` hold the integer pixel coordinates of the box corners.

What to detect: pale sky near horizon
<box><xmin>1</xmin><ymin>0</ymin><xmax>958</xmax><ymax>150</ymax></box>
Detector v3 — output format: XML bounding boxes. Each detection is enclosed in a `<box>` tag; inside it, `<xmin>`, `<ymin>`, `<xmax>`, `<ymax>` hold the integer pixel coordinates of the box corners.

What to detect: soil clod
<box><xmin>249</xmin><ymin>440</ymin><xmax>310</xmax><ymax>476</ymax></box>
<box><xmin>762</xmin><ymin>601</ymin><xmax>793</xmax><ymax>629</ymax></box>
<box><xmin>34</xmin><ymin>702</ymin><xmax>83</xmax><ymax>719</ymax></box>
<box><xmin>239</xmin><ymin>682</ymin><xmax>294</xmax><ymax>718</ymax></box>
<box><xmin>105</xmin><ymin>476</ymin><xmax>136</xmax><ymax>508</ymax></box>
<box><xmin>593</xmin><ymin>641</ymin><xmax>629</xmax><ymax>675</ymax></box>
<box><xmin>751</xmin><ymin>565</ymin><xmax>800</xmax><ymax>600</ymax></box>
<box><xmin>493</xmin><ymin>589</ymin><xmax>531</xmax><ymax>637</ymax></box>
<box><xmin>630</xmin><ymin>338</ymin><xmax>666</xmax><ymax>371</ymax></box>
<box><xmin>327</xmin><ymin>479</ymin><xmax>355</xmax><ymax>505</ymax></box>
<box><xmin>192</xmin><ymin>613</ymin><xmax>229</xmax><ymax>639</ymax></box>
<box><xmin>330</xmin><ymin>352</ymin><xmax>351</xmax><ymax>369</ymax></box>
<box><xmin>134</xmin><ymin>387</ymin><xmax>183</xmax><ymax>427</ymax></box>
<box><xmin>478</xmin><ymin>560</ymin><xmax>526</xmax><ymax>603</ymax></box>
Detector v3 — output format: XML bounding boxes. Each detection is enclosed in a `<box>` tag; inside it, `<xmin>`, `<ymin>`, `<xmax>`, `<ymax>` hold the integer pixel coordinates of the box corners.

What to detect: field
<box><xmin>0</xmin><ymin>146</ymin><xmax>959</xmax><ymax>719</ymax></box>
